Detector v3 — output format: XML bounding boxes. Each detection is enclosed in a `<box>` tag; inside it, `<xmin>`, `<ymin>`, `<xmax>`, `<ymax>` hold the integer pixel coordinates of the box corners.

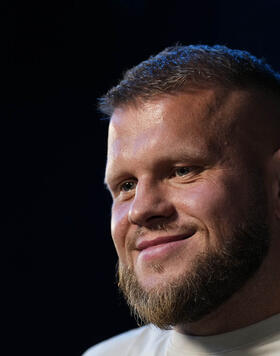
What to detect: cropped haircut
<box><xmin>98</xmin><ymin>44</ymin><xmax>280</xmax><ymax>116</ymax></box>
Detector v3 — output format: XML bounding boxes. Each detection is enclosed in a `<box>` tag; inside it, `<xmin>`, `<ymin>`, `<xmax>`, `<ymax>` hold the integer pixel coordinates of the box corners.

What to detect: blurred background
<box><xmin>4</xmin><ymin>0</ymin><xmax>280</xmax><ymax>355</ymax></box>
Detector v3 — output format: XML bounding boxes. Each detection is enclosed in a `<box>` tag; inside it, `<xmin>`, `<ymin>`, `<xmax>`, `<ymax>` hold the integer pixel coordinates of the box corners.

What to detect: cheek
<box><xmin>111</xmin><ymin>202</ymin><xmax>130</xmax><ymax>262</ymax></box>
<box><xmin>177</xmin><ymin>179</ymin><xmax>242</xmax><ymax>231</ymax></box>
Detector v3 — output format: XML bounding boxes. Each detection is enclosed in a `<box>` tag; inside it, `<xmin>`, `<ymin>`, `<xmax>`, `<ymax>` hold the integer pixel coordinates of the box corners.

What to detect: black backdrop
<box><xmin>4</xmin><ymin>1</ymin><xmax>280</xmax><ymax>355</ymax></box>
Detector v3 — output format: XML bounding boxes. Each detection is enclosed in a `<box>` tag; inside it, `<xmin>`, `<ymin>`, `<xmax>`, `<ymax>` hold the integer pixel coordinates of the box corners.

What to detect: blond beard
<box><xmin>117</xmin><ymin>220</ymin><xmax>269</xmax><ymax>329</ymax></box>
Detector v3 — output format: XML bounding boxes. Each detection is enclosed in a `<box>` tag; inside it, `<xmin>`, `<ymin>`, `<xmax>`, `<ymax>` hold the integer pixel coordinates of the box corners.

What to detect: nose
<box><xmin>128</xmin><ymin>180</ymin><xmax>175</xmax><ymax>227</ymax></box>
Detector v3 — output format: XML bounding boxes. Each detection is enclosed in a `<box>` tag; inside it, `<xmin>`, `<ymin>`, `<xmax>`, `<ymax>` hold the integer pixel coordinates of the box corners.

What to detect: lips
<box><xmin>135</xmin><ymin>229</ymin><xmax>196</xmax><ymax>251</ymax></box>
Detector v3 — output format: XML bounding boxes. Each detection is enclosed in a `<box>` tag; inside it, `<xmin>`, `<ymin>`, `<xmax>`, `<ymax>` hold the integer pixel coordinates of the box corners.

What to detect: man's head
<box><xmin>102</xmin><ymin>45</ymin><xmax>280</xmax><ymax>333</ymax></box>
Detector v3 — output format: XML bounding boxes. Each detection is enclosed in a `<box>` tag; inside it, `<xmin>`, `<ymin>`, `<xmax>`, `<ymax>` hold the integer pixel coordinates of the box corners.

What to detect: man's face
<box><xmin>105</xmin><ymin>90</ymin><xmax>270</xmax><ymax>327</ymax></box>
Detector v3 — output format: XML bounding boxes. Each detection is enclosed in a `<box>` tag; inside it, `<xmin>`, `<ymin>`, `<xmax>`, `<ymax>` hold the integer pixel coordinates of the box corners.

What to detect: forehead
<box><xmin>108</xmin><ymin>89</ymin><xmax>230</xmax><ymax>150</ymax></box>
<box><xmin>105</xmin><ymin>89</ymin><xmax>254</xmax><ymax>182</ymax></box>
<box><xmin>110</xmin><ymin>89</ymin><xmax>223</xmax><ymax>129</ymax></box>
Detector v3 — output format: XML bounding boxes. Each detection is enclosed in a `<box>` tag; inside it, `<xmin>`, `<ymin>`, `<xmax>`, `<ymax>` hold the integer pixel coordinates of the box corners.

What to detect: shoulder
<box><xmin>82</xmin><ymin>325</ymin><xmax>170</xmax><ymax>356</ymax></box>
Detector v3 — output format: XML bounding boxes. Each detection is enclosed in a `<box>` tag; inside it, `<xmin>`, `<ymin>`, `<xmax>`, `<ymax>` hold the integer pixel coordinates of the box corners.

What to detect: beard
<box><xmin>117</xmin><ymin>177</ymin><xmax>270</xmax><ymax>329</ymax></box>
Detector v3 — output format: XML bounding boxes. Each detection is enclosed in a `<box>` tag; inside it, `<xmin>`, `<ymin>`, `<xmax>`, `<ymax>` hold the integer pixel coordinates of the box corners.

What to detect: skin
<box><xmin>105</xmin><ymin>89</ymin><xmax>280</xmax><ymax>335</ymax></box>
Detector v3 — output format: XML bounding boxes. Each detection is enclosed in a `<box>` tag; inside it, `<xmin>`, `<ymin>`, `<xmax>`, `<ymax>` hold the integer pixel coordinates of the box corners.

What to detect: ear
<box><xmin>271</xmin><ymin>148</ymin><xmax>280</xmax><ymax>220</ymax></box>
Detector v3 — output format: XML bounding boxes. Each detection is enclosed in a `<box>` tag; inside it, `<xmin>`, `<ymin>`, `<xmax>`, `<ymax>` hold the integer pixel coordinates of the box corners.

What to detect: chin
<box><xmin>136</xmin><ymin>263</ymin><xmax>190</xmax><ymax>292</ymax></box>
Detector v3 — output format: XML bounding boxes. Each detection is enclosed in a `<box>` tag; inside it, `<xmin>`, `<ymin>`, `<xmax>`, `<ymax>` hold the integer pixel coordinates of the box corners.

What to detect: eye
<box><xmin>120</xmin><ymin>180</ymin><xmax>136</xmax><ymax>192</ymax></box>
<box><xmin>174</xmin><ymin>166</ymin><xmax>193</xmax><ymax>177</ymax></box>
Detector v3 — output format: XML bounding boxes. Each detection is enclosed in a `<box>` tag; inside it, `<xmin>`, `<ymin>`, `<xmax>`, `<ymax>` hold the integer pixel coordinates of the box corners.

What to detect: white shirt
<box><xmin>83</xmin><ymin>313</ymin><xmax>280</xmax><ymax>355</ymax></box>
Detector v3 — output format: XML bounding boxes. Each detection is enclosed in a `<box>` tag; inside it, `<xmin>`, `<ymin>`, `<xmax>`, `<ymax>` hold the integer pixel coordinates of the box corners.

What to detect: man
<box><xmin>84</xmin><ymin>45</ymin><xmax>280</xmax><ymax>355</ymax></box>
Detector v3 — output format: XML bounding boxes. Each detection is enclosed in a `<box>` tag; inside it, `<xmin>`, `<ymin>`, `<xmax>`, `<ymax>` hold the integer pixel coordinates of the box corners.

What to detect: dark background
<box><xmin>4</xmin><ymin>1</ymin><xmax>280</xmax><ymax>355</ymax></box>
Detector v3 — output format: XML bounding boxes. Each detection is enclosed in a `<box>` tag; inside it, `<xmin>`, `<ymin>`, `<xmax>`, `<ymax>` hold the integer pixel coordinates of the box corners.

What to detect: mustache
<box><xmin>135</xmin><ymin>222</ymin><xmax>177</xmax><ymax>236</ymax></box>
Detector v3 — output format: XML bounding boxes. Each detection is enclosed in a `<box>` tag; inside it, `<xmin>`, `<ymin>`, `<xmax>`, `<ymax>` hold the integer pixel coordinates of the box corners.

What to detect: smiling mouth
<box><xmin>135</xmin><ymin>230</ymin><xmax>197</xmax><ymax>263</ymax></box>
<box><xmin>136</xmin><ymin>230</ymin><xmax>196</xmax><ymax>251</ymax></box>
